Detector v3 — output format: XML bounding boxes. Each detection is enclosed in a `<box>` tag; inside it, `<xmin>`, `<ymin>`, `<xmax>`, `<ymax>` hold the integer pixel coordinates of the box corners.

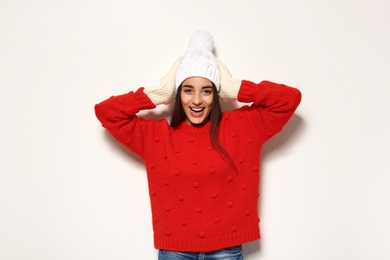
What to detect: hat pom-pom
<box><xmin>188</xmin><ymin>31</ymin><xmax>214</xmax><ymax>51</ymax></box>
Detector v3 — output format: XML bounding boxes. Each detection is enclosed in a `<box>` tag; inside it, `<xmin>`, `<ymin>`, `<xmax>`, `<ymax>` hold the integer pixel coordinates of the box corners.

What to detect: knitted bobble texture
<box><xmin>175</xmin><ymin>31</ymin><xmax>220</xmax><ymax>89</ymax></box>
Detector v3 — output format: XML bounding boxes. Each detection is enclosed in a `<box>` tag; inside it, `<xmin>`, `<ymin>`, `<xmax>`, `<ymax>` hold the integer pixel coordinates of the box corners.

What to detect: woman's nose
<box><xmin>192</xmin><ymin>93</ymin><xmax>202</xmax><ymax>105</ymax></box>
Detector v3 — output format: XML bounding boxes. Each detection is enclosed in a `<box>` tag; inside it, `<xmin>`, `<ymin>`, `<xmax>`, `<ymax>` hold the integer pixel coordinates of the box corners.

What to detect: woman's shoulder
<box><xmin>150</xmin><ymin>117</ymin><xmax>170</xmax><ymax>125</ymax></box>
<box><xmin>136</xmin><ymin>117</ymin><xmax>171</xmax><ymax>130</ymax></box>
<box><xmin>221</xmin><ymin>105</ymin><xmax>253</xmax><ymax>120</ymax></box>
<box><xmin>220</xmin><ymin>105</ymin><xmax>261</xmax><ymax>135</ymax></box>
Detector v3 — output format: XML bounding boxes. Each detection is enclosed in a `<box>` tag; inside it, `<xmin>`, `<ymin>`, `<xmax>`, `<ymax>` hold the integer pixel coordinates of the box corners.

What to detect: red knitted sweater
<box><xmin>95</xmin><ymin>80</ymin><xmax>301</xmax><ymax>252</ymax></box>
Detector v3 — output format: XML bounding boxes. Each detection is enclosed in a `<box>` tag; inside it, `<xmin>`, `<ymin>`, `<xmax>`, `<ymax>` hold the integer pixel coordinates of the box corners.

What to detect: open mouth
<box><xmin>189</xmin><ymin>107</ymin><xmax>205</xmax><ymax>118</ymax></box>
<box><xmin>190</xmin><ymin>107</ymin><xmax>205</xmax><ymax>112</ymax></box>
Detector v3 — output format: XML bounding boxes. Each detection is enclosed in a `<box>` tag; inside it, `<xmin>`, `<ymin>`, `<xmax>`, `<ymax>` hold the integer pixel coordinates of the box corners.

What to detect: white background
<box><xmin>1</xmin><ymin>0</ymin><xmax>389</xmax><ymax>259</ymax></box>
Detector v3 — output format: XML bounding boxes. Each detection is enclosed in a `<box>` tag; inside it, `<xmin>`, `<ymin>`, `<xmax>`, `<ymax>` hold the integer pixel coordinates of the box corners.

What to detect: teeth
<box><xmin>191</xmin><ymin>108</ymin><xmax>204</xmax><ymax>112</ymax></box>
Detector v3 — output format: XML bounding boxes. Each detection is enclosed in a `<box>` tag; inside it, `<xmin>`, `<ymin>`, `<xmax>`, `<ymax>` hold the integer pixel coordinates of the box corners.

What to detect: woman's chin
<box><xmin>185</xmin><ymin>117</ymin><xmax>208</xmax><ymax>126</ymax></box>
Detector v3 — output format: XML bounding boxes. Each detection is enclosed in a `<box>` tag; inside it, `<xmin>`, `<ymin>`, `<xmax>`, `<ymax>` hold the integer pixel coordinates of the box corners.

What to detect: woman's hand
<box><xmin>218</xmin><ymin>59</ymin><xmax>241</xmax><ymax>102</ymax></box>
<box><xmin>144</xmin><ymin>57</ymin><xmax>182</xmax><ymax>105</ymax></box>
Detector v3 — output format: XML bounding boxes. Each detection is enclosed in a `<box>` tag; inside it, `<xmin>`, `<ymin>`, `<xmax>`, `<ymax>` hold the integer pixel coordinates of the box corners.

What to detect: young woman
<box><xmin>95</xmin><ymin>31</ymin><xmax>301</xmax><ymax>260</ymax></box>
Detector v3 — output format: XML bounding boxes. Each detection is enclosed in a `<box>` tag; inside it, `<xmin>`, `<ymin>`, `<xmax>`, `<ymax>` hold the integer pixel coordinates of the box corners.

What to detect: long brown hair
<box><xmin>170</xmin><ymin>84</ymin><xmax>235</xmax><ymax>168</ymax></box>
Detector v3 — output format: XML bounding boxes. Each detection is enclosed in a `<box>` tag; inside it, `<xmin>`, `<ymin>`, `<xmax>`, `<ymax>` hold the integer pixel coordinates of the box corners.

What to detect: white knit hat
<box><xmin>175</xmin><ymin>31</ymin><xmax>220</xmax><ymax>90</ymax></box>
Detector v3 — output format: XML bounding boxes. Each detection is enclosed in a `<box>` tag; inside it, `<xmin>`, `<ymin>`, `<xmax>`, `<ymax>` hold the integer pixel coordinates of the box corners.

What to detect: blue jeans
<box><xmin>158</xmin><ymin>245</ymin><xmax>243</xmax><ymax>260</ymax></box>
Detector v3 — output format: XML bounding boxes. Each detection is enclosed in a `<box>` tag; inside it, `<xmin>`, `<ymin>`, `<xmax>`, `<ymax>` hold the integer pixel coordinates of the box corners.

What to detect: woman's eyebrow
<box><xmin>182</xmin><ymin>85</ymin><xmax>213</xmax><ymax>89</ymax></box>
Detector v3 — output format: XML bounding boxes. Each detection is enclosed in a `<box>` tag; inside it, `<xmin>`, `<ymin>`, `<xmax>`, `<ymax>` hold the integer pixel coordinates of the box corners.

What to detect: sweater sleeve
<box><xmin>94</xmin><ymin>87</ymin><xmax>160</xmax><ymax>157</ymax></box>
<box><xmin>237</xmin><ymin>80</ymin><xmax>302</xmax><ymax>142</ymax></box>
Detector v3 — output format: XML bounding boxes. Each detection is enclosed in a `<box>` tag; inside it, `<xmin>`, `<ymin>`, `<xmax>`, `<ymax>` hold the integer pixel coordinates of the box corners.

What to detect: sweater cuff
<box><xmin>134</xmin><ymin>87</ymin><xmax>157</xmax><ymax>110</ymax></box>
<box><xmin>237</xmin><ymin>80</ymin><xmax>259</xmax><ymax>103</ymax></box>
<box><xmin>94</xmin><ymin>87</ymin><xmax>156</xmax><ymax>124</ymax></box>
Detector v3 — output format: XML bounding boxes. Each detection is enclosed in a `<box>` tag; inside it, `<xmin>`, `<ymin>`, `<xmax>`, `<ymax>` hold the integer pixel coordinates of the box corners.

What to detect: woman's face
<box><xmin>180</xmin><ymin>77</ymin><xmax>214</xmax><ymax>125</ymax></box>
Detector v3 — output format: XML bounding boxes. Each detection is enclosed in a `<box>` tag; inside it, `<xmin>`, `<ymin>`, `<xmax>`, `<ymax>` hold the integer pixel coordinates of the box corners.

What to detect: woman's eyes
<box><xmin>183</xmin><ymin>88</ymin><xmax>213</xmax><ymax>95</ymax></box>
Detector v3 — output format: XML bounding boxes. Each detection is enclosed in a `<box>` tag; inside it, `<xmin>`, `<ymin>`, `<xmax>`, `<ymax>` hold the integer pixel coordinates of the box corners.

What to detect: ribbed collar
<box><xmin>175</xmin><ymin>121</ymin><xmax>211</xmax><ymax>134</ymax></box>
